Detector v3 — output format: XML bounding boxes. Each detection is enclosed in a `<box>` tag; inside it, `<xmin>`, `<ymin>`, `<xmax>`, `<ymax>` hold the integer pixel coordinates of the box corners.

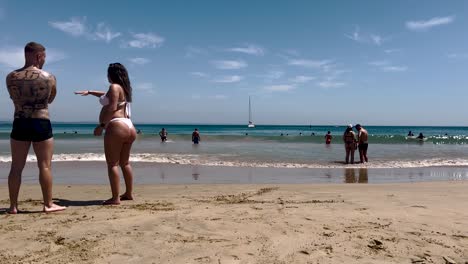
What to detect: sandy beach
<box><xmin>1</xmin><ymin>182</ymin><xmax>467</xmax><ymax>264</ymax></box>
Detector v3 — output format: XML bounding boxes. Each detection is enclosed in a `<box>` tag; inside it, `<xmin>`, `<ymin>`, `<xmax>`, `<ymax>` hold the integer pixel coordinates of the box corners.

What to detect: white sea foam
<box><xmin>0</xmin><ymin>153</ymin><xmax>467</xmax><ymax>169</ymax></box>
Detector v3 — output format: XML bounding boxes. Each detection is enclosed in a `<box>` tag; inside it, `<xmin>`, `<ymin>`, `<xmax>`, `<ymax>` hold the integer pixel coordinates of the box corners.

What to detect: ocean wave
<box><xmin>0</xmin><ymin>153</ymin><xmax>467</xmax><ymax>169</ymax></box>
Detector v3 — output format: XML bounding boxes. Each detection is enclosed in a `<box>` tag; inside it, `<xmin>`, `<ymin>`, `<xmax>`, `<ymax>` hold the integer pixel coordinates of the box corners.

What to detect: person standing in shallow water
<box><xmin>6</xmin><ymin>42</ymin><xmax>66</xmax><ymax>214</ymax></box>
<box><xmin>355</xmin><ymin>124</ymin><xmax>368</xmax><ymax>163</ymax></box>
<box><xmin>192</xmin><ymin>128</ymin><xmax>201</xmax><ymax>144</ymax></box>
<box><xmin>325</xmin><ymin>131</ymin><xmax>332</xmax><ymax>144</ymax></box>
<box><xmin>75</xmin><ymin>63</ymin><xmax>136</xmax><ymax>205</ymax></box>
<box><xmin>159</xmin><ymin>128</ymin><xmax>168</xmax><ymax>142</ymax></box>
<box><xmin>342</xmin><ymin>125</ymin><xmax>357</xmax><ymax>164</ymax></box>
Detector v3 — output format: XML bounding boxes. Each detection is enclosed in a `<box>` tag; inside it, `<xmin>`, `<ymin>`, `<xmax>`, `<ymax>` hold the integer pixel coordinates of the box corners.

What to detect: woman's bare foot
<box><xmin>7</xmin><ymin>207</ymin><xmax>18</xmax><ymax>214</ymax></box>
<box><xmin>102</xmin><ymin>198</ymin><xmax>120</xmax><ymax>205</ymax></box>
<box><xmin>43</xmin><ymin>203</ymin><xmax>67</xmax><ymax>213</ymax></box>
<box><xmin>120</xmin><ymin>193</ymin><xmax>134</xmax><ymax>201</ymax></box>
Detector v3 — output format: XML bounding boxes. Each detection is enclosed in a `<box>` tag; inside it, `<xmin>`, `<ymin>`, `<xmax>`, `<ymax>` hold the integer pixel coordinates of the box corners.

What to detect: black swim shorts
<box><xmin>10</xmin><ymin>118</ymin><xmax>53</xmax><ymax>142</ymax></box>
<box><xmin>358</xmin><ymin>143</ymin><xmax>368</xmax><ymax>151</ymax></box>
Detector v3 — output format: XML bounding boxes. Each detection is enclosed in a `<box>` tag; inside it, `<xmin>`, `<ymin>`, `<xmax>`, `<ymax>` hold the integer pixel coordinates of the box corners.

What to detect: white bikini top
<box><xmin>99</xmin><ymin>95</ymin><xmax>131</xmax><ymax>118</ymax></box>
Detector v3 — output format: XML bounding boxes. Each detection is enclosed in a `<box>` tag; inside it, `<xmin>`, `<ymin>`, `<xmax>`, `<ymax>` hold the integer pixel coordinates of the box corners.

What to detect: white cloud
<box><xmin>213</xmin><ymin>75</ymin><xmax>243</xmax><ymax>83</ymax></box>
<box><xmin>129</xmin><ymin>57</ymin><xmax>150</xmax><ymax>65</ymax></box>
<box><xmin>0</xmin><ymin>47</ymin><xmax>66</xmax><ymax>69</ymax></box>
<box><xmin>447</xmin><ymin>53</ymin><xmax>468</xmax><ymax>59</ymax></box>
<box><xmin>264</xmin><ymin>84</ymin><xmax>295</xmax><ymax>92</ymax></box>
<box><xmin>227</xmin><ymin>44</ymin><xmax>265</xmax><ymax>56</ymax></box>
<box><xmin>370</xmin><ymin>34</ymin><xmax>383</xmax><ymax>46</ymax></box>
<box><xmin>0</xmin><ymin>47</ymin><xmax>24</xmax><ymax>68</ymax></box>
<box><xmin>94</xmin><ymin>23</ymin><xmax>121</xmax><ymax>43</ymax></box>
<box><xmin>46</xmin><ymin>49</ymin><xmax>67</xmax><ymax>64</ymax></box>
<box><xmin>318</xmin><ymin>81</ymin><xmax>345</xmax><ymax>88</ymax></box>
<box><xmin>382</xmin><ymin>66</ymin><xmax>408</xmax><ymax>72</ymax></box>
<box><xmin>406</xmin><ymin>16</ymin><xmax>455</xmax><ymax>31</ymax></box>
<box><xmin>288</xmin><ymin>59</ymin><xmax>332</xmax><ymax>69</ymax></box>
<box><xmin>285</xmin><ymin>49</ymin><xmax>300</xmax><ymax>56</ymax></box>
<box><xmin>290</xmin><ymin>75</ymin><xmax>315</xmax><ymax>83</ymax></box>
<box><xmin>190</xmin><ymin>72</ymin><xmax>209</xmax><ymax>78</ymax></box>
<box><xmin>345</xmin><ymin>26</ymin><xmax>386</xmax><ymax>45</ymax></box>
<box><xmin>209</xmin><ymin>95</ymin><xmax>228</xmax><ymax>100</ymax></box>
<box><xmin>126</xmin><ymin>33</ymin><xmax>165</xmax><ymax>48</ymax></box>
<box><xmin>368</xmin><ymin>60</ymin><xmax>389</xmax><ymax>66</ymax></box>
<box><xmin>345</xmin><ymin>26</ymin><xmax>361</xmax><ymax>42</ymax></box>
<box><xmin>261</xmin><ymin>70</ymin><xmax>284</xmax><ymax>81</ymax></box>
<box><xmin>211</xmin><ymin>60</ymin><xmax>247</xmax><ymax>70</ymax></box>
<box><xmin>134</xmin><ymin>82</ymin><xmax>155</xmax><ymax>93</ymax></box>
<box><xmin>49</xmin><ymin>17</ymin><xmax>87</xmax><ymax>37</ymax></box>
<box><xmin>49</xmin><ymin>17</ymin><xmax>121</xmax><ymax>43</ymax></box>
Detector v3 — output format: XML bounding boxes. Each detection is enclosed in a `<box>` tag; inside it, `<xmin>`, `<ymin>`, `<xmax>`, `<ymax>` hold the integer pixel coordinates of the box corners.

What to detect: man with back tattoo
<box><xmin>5</xmin><ymin>42</ymin><xmax>66</xmax><ymax>213</ymax></box>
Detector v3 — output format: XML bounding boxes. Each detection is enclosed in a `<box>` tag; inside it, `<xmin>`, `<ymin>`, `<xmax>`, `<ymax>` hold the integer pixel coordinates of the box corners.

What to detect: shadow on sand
<box><xmin>54</xmin><ymin>198</ymin><xmax>103</xmax><ymax>207</ymax></box>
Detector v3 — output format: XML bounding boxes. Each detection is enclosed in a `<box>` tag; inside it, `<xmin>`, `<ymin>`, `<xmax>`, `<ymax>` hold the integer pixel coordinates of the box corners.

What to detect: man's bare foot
<box><xmin>120</xmin><ymin>193</ymin><xmax>134</xmax><ymax>201</ymax></box>
<box><xmin>43</xmin><ymin>203</ymin><xmax>66</xmax><ymax>213</ymax></box>
<box><xmin>7</xmin><ymin>207</ymin><xmax>18</xmax><ymax>214</ymax></box>
<box><xmin>103</xmin><ymin>198</ymin><xmax>120</xmax><ymax>205</ymax></box>
<box><xmin>43</xmin><ymin>203</ymin><xmax>67</xmax><ymax>213</ymax></box>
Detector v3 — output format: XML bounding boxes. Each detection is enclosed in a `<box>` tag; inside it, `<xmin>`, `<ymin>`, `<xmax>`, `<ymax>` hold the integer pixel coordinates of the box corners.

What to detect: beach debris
<box><xmin>443</xmin><ymin>256</ymin><xmax>456</xmax><ymax>264</ymax></box>
<box><xmin>299</xmin><ymin>250</ymin><xmax>310</xmax><ymax>255</ymax></box>
<box><xmin>368</xmin><ymin>239</ymin><xmax>384</xmax><ymax>250</ymax></box>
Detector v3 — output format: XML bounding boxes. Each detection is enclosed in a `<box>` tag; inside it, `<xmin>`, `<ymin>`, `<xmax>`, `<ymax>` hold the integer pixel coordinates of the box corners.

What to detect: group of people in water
<box><xmin>157</xmin><ymin>128</ymin><xmax>201</xmax><ymax>144</ymax></box>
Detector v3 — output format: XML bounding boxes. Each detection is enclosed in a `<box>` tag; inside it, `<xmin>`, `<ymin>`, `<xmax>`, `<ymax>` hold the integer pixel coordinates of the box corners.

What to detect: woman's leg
<box><xmin>119</xmin><ymin>128</ymin><xmax>136</xmax><ymax>200</ymax></box>
<box><xmin>103</xmin><ymin>122</ymin><xmax>127</xmax><ymax>205</ymax></box>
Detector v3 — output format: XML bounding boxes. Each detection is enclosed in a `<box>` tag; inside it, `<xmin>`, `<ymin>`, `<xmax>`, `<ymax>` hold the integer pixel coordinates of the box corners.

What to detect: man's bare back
<box><xmin>6</xmin><ymin>42</ymin><xmax>65</xmax><ymax>214</ymax></box>
<box><xmin>7</xmin><ymin>66</ymin><xmax>56</xmax><ymax>119</ymax></box>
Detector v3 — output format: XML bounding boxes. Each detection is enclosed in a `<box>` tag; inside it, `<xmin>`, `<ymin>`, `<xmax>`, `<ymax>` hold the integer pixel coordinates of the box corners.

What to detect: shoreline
<box><xmin>1</xmin><ymin>161</ymin><xmax>468</xmax><ymax>185</ymax></box>
<box><xmin>1</xmin><ymin>182</ymin><xmax>467</xmax><ymax>263</ymax></box>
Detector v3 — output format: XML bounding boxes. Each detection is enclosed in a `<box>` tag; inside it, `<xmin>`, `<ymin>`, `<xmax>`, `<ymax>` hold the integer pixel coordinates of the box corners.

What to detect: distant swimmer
<box><xmin>159</xmin><ymin>128</ymin><xmax>167</xmax><ymax>142</ymax></box>
<box><xmin>192</xmin><ymin>128</ymin><xmax>201</xmax><ymax>144</ymax></box>
<box><xmin>408</xmin><ymin>131</ymin><xmax>414</xmax><ymax>136</ymax></box>
<box><xmin>417</xmin><ymin>133</ymin><xmax>425</xmax><ymax>139</ymax></box>
<box><xmin>325</xmin><ymin>131</ymin><xmax>332</xmax><ymax>144</ymax></box>
<box><xmin>136</xmin><ymin>129</ymin><xmax>142</xmax><ymax>135</ymax></box>
<box><xmin>355</xmin><ymin>124</ymin><xmax>368</xmax><ymax>163</ymax></box>
<box><xmin>280</xmin><ymin>133</ymin><xmax>284</xmax><ymax>136</ymax></box>
<box><xmin>299</xmin><ymin>132</ymin><xmax>303</xmax><ymax>136</ymax></box>
<box><xmin>343</xmin><ymin>125</ymin><xmax>357</xmax><ymax>164</ymax></box>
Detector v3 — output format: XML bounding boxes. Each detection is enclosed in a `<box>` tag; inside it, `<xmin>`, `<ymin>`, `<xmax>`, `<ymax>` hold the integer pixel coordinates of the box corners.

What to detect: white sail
<box><xmin>248</xmin><ymin>96</ymin><xmax>255</xmax><ymax>128</ymax></box>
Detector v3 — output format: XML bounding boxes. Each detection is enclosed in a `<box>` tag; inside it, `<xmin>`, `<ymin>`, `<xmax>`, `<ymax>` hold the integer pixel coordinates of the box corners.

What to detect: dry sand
<box><xmin>0</xmin><ymin>182</ymin><xmax>467</xmax><ymax>264</ymax></box>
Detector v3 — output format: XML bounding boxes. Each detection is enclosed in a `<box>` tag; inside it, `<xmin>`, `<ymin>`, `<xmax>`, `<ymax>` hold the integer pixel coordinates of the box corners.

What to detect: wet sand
<box><xmin>1</xmin><ymin>182</ymin><xmax>468</xmax><ymax>263</ymax></box>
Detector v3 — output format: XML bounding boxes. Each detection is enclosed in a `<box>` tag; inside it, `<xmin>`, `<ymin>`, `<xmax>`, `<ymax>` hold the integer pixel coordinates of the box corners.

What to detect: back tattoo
<box><xmin>6</xmin><ymin>68</ymin><xmax>56</xmax><ymax>119</ymax></box>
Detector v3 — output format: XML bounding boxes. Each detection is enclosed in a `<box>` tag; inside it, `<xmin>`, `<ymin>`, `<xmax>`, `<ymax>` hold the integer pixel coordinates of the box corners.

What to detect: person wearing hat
<box><xmin>355</xmin><ymin>124</ymin><xmax>368</xmax><ymax>163</ymax></box>
<box><xmin>342</xmin><ymin>124</ymin><xmax>357</xmax><ymax>164</ymax></box>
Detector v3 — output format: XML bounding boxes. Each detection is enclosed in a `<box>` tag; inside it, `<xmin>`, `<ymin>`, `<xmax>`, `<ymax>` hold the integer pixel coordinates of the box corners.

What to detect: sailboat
<box><xmin>248</xmin><ymin>96</ymin><xmax>255</xmax><ymax>128</ymax></box>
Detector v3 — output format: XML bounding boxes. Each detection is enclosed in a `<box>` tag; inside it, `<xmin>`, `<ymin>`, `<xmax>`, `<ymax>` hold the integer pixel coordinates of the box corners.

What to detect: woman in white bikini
<box><xmin>75</xmin><ymin>63</ymin><xmax>136</xmax><ymax>205</ymax></box>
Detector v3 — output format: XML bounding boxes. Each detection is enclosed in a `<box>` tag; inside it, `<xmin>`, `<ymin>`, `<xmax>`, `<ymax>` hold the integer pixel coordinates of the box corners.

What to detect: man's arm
<box><xmin>48</xmin><ymin>75</ymin><xmax>57</xmax><ymax>104</ymax></box>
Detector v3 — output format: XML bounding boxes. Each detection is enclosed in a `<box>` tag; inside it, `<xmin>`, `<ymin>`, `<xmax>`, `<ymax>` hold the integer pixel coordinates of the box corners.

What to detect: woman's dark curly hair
<box><xmin>108</xmin><ymin>63</ymin><xmax>132</xmax><ymax>102</ymax></box>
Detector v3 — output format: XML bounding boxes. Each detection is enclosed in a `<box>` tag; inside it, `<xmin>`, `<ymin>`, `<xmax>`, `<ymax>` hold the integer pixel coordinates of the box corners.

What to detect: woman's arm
<box><xmin>74</xmin><ymin>90</ymin><xmax>106</xmax><ymax>97</ymax></box>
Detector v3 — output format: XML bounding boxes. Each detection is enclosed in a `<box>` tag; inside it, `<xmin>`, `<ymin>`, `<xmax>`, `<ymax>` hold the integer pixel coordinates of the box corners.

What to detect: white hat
<box><xmin>347</xmin><ymin>124</ymin><xmax>353</xmax><ymax>128</ymax></box>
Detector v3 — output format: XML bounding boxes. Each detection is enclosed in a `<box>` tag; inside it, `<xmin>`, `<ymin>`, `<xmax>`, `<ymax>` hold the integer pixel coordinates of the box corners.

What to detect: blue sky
<box><xmin>0</xmin><ymin>0</ymin><xmax>467</xmax><ymax>125</ymax></box>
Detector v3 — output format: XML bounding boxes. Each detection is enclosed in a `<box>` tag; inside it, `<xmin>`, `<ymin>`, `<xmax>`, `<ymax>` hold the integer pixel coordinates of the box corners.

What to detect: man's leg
<box><xmin>8</xmin><ymin>139</ymin><xmax>31</xmax><ymax>214</ymax></box>
<box><xmin>32</xmin><ymin>138</ymin><xmax>66</xmax><ymax>212</ymax></box>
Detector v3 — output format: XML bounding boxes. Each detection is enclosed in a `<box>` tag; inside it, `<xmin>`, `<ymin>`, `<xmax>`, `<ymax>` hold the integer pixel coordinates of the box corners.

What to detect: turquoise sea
<box><xmin>1</xmin><ymin>122</ymin><xmax>468</xmax><ymax>169</ymax></box>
